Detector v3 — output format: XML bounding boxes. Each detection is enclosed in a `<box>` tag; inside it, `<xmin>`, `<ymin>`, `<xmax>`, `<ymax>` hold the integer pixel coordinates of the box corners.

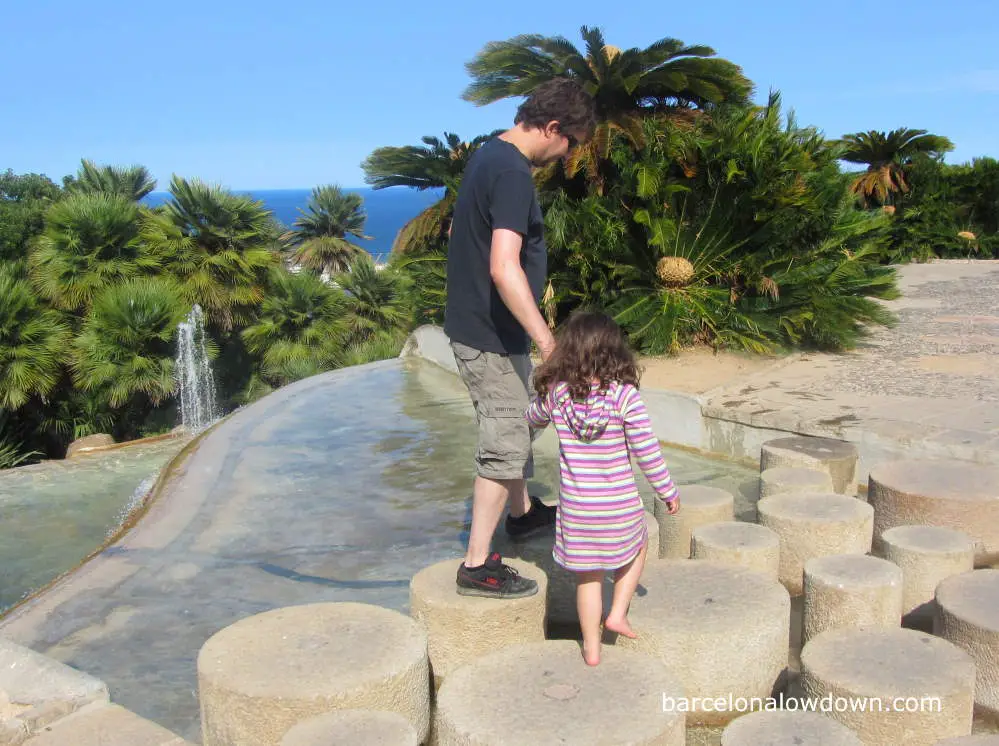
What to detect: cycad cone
<box><xmin>656</xmin><ymin>256</ymin><xmax>695</xmax><ymax>287</ymax></box>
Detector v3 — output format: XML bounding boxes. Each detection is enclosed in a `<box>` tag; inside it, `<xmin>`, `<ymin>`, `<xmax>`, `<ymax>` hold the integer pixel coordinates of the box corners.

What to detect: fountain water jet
<box><xmin>175</xmin><ymin>304</ymin><xmax>219</xmax><ymax>433</ymax></box>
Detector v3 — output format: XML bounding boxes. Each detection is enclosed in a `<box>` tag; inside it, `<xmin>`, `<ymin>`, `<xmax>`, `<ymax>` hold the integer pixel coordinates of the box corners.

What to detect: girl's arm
<box><xmin>525</xmin><ymin>393</ymin><xmax>551</xmax><ymax>429</ymax></box>
<box><xmin>622</xmin><ymin>386</ymin><xmax>679</xmax><ymax>503</ymax></box>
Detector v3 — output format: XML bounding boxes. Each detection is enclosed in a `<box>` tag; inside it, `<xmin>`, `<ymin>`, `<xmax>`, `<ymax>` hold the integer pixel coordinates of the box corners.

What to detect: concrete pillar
<box><xmin>757</xmin><ymin>493</ymin><xmax>873</xmax><ymax>595</ymax></box>
<box><xmin>868</xmin><ymin>460</ymin><xmax>999</xmax><ymax>565</ymax></box>
<box><xmin>934</xmin><ymin>569</ymin><xmax>999</xmax><ymax>722</ymax></box>
<box><xmin>800</xmin><ymin>627</ymin><xmax>976</xmax><ymax>745</ymax></box>
<box><xmin>617</xmin><ymin>560</ymin><xmax>789</xmax><ymax>727</ymax></box>
<box><xmin>409</xmin><ymin>557</ymin><xmax>547</xmax><ymax>688</ymax></box>
<box><xmin>879</xmin><ymin>525</ymin><xmax>976</xmax><ymax>627</ymax></box>
<box><xmin>691</xmin><ymin>521</ymin><xmax>780</xmax><ymax>580</ymax></box>
<box><xmin>760</xmin><ymin>436</ymin><xmax>858</xmax><ymax>495</ymax></box>
<box><xmin>197</xmin><ymin>602</ymin><xmax>430</xmax><ymax>746</ymax></box>
<box><xmin>759</xmin><ymin>466</ymin><xmax>834</xmax><ymax>500</ymax></box>
<box><xmin>433</xmin><ymin>640</ymin><xmax>686</xmax><ymax>745</ymax></box>
<box><xmin>720</xmin><ymin>710</ymin><xmax>861</xmax><ymax>745</ymax></box>
<box><xmin>802</xmin><ymin>554</ymin><xmax>903</xmax><ymax>644</ymax></box>
<box><xmin>655</xmin><ymin>486</ymin><xmax>734</xmax><ymax>559</ymax></box>
<box><xmin>279</xmin><ymin>710</ymin><xmax>417</xmax><ymax>746</ymax></box>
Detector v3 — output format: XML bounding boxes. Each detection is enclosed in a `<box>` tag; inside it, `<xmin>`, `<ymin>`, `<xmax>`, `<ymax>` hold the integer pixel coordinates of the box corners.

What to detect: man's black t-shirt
<box><xmin>444</xmin><ymin>137</ymin><xmax>546</xmax><ymax>355</ymax></box>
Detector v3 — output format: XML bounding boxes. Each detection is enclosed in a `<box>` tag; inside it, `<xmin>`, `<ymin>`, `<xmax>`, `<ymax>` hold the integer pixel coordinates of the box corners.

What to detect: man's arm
<box><xmin>489</xmin><ymin>228</ymin><xmax>555</xmax><ymax>359</ymax></box>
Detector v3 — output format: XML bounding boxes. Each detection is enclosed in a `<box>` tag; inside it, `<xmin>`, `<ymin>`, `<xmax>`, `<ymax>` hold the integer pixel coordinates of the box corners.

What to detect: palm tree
<box><xmin>335</xmin><ymin>254</ymin><xmax>413</xmax><ymax>346</ymax></box>
<box><xmin>71</xmin><ymin>277</ymin><xmax>189</xmax><ymax>409</ymax></box>
<box><xmin>361</xmin><ymin>131</ymin><xmax>500</xmax><ymax>253</ymax></box>
<box><xmin>838</xmin><ymin>129</ymin><xmax>954</xmax><ymax>207</ymax></box>
<box><xmin>281</xmin><ymin>185</ymin><xmax>369</xmax><ymax>277</ymax></box>
<box><xmin>462</xmin><ymin>25</ymin><xmax>752</xmax><ymax>191</ymax></box>
<box><xmin>29</xmin><ymin>192</ymin><xmax>160</xmax><ymax>313</ymax></box>
<box><xmin>141</xmin><ymin>176</ymin><xmax>280</xmax><ymax>331</ymax></box>
<box><xmin>0</xmin><ymin>267</ymin><xmax>71</xmax><ymax>409</ymax></box>
<box><xmin>241</xmin><ymin>267</ymin><xmax>349</xmax><ymax>385</ymax></box>
<box><xmin>65</xmin><ymin>159</ymin><xmax>156</xmax><ymax>201</ymax></box>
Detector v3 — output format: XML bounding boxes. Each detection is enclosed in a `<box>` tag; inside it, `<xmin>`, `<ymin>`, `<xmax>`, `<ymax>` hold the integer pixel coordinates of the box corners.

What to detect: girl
<box><xmin>525</xmin><ymin>310</ymin><xmax>680</xmax><ymax>666</ymax></box>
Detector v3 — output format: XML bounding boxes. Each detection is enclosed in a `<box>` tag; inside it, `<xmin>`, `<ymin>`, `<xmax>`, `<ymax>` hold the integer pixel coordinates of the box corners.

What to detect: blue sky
<box><xmin>3</xmin><ymin>0</ymin><xmax>996</xmax><ymax>190</ymax></box>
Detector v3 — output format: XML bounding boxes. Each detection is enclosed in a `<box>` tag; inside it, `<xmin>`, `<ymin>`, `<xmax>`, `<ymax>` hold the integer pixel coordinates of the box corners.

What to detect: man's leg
<box><xmin>451</xmin><ymin>342</ymin><xmax>539</xmax><ymax>598</ymax></box>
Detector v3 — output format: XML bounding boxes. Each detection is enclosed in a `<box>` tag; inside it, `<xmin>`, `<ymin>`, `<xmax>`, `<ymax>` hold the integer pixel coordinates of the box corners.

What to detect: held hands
<box><xmin>662</xmin><ymin>496</ymin><xmax>680</xmax><ymax>515</ymax></box>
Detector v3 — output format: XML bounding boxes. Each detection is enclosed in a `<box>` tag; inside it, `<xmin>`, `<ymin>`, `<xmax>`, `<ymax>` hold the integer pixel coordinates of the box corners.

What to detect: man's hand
<box><xmin>490</xmin><ymin>228</ymin><xmax>555</xmax><ymax>356</ymax></box>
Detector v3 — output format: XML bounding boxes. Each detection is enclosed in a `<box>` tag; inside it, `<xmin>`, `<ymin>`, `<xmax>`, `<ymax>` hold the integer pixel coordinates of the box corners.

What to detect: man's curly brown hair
<box><xmin>533</xmin><ymin>310</ymin><xmax>640</xmax><ymax>401</ymax></box>
<box><xmin>514</xmin><ymin>78</ymin><xmax>597</xmax><ymax>141</ymax></box>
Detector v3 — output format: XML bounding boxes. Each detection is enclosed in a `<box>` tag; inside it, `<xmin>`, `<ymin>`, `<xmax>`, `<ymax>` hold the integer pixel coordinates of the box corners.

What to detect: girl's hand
<box><xmin>662</xmin><ymin>497</ymin><xmax>680</xmax><ymax>515</ymax></box>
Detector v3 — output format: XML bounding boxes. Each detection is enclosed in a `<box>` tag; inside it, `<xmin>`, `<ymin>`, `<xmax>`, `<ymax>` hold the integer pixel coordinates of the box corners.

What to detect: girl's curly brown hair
<box><xmin>533</xmin><ymin>310</ymin><xmax>640</xmax><ymax>401</ymax></box>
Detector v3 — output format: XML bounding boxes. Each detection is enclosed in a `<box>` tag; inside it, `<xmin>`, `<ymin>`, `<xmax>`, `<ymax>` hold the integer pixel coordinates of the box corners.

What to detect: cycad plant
<box><xmin>463</xmin><ymin>25</ymin><xmax>752</xmax><ymax>193</ymax></box>
<box><xmin>30</xmin><ymin>192</ymin><xmax>160</xmax><ymax>313</ymax></box>
<box><xmin>281</xmin><ymin>185</ymin><xmax>370</xmax><ymax>277</ymax></box>
<box><xmin>141</xmin><ymin>176</ymin><xmax>279</xmax><ymax>331</ymax></box>
<box><xmin>71</xmin><ymin>276</ymin><xmax>189</xmax><ymax>412</ymax></box>
<box><xmin>0</xmin><ymin>266</ymin><xmax>71</xmax><ymax>409</ymax></box>
<box><xmin>241</xmin><ymin>267</ymin><xmax>349</xmax><ymax>386</ymax></box>
<box><xmin>838</xmin><ymin>129</ymin><xmax>954</xmax><ymax>207</ymax></box>
<box><xmin>65</xmin><ymin>159</ymin><xmax>157</xmax><ymax>202</ymax></box>
<box><xmin>334</xmin><ymin>254</ymin><xmax>414</xmax><ymax>348</ymax></box>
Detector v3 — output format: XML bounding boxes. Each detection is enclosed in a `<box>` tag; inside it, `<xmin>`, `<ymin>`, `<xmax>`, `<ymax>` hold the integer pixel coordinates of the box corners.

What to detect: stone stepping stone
<box><xmin>868</xmin><ymin>460</ymin><xmax>999</xmax><ymax>565</ymax></box>
<box><xmin>655</xmin><ymin>485</ymin><xmax>734</xmax><ymax>558</ymax></box>
<box><xmin>197</xmin><ymin>602</ymin><xmax>430</xmax><ymax>746</ymax></box>
<box><xmin>409</xmin><ymin>557</ymin><xmax>547</xmax><ymax>688</ymax></box>
<box><xmin>691</xmin><ymin>521</ymin><xmax>780</xmax><ymax>580</ymax></box>
<box><xmin>935</xmin><ymin>569</ymin><xmax>999</xmax><ymax>722</ymax></box>
<box><xmin>759</xmin><ymin>466</ymin><xmax>834</xmax><ymax>499</ymax></box>
<box><xmin>617</xmin><ymin>559</ymin><xmax>789</xmax><ymax>726</ymax></box>
<box><xmin>803</xmin><ymin>554</ymin><xmax>903</xmax><ymax>645</ymax></box>
<box><xmin>760</xmin><ymin>436</ymin><xmax>858</xmax><ymax>495</ymax></box>
<box><xmin>493</xmin><ymin>510</ymin><xmax>658</xmax><ymax>628</ymax></box>
<box><xmin>720</xmin><ymin>710</ymin><xmax>861</xmax><ymax>745</ymax></box>
<box><xmin>280</xmin><ymin>709</ymin><xmax>417</xmax><ymax>746</ymax></box>
<box><xmin>757</xmin><ymin>492</ymin><xmax>873</xmax><ymax>595</ymax></box>
<box><xmin>880</xmin><ymin>525</ymin><xmax>976</xmax><ymax>626</ymax></box>
<box><xmin>800</xmin><ymin>627</ymin><xmax>976</xmax><ymax>745</ymax></box>
<box><xmin>20</xmin><ymin>703</ymin><xmax>193</xmax><ymax>746</ymax></box>
<box><xmin>433</xmin><ymin>640</ymin><xmax>686</xmax><ymax>745</ymax></box>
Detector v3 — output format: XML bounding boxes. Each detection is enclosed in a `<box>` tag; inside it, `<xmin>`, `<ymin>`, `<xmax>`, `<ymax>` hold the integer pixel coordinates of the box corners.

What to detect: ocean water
<box><xmin>143</xmin><ymin>186</ymin><xmax>444</xmax><ymax>261</ymax></box>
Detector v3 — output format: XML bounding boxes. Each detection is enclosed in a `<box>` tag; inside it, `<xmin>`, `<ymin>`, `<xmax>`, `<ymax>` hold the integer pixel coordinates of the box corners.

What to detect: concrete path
<box><xmin>696</xmin><ymin>260</ymin><xmax>999</xmax><ymax>474</ymax></box>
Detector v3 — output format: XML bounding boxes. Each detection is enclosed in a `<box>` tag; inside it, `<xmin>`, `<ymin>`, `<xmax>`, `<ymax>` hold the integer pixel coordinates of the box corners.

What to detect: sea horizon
<box><xmin>143</xmin><ymin>186</ymin><xmax>445</xmax><ymax>260</ymax></box>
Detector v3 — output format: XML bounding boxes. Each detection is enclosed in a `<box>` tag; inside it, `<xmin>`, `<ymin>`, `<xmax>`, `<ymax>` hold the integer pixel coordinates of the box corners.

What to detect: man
<box><xmin>444</xmin><ymin>78</ymin><xmax>597</xmax><ymax>598</ymax></box>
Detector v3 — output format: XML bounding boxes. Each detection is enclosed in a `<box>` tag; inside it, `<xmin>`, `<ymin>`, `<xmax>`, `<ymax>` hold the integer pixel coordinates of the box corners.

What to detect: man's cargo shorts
<box><xmin>450</xmin><ymin>340</ymin><xmax>535</xmax><ymax>481</ymax></box>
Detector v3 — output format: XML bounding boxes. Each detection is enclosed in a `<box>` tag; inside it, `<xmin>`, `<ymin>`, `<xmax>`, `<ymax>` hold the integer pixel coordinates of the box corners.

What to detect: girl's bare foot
<box><xmin>582</xmin><ymin>640</ymin><xmax>601</xmax><ymax>666</ymax></box>
<box><xmin>604</xmin><ymin>616</ymin><xmax>637</xmax><ymax>639</ymax></box>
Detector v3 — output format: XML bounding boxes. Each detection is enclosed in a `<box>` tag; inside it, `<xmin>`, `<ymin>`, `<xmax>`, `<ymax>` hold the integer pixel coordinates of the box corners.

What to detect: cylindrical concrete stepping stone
<box><xmin>803</xmin><ymin>554</ymin><xmax>903</xmax><ymax>644</ymax></box>
<box><xmin>757</xmin><ymin>492</ymin><xmax>873</xmax><ymax>595</ymax></box>
<box><xmin>868</xmin><ymin>460</ymin><xmax>999</xmax><ymax>564</ymax></box>
<box><xmin>880</xmin><ymin>525</ymin><xmax>976</xmax><ymax>625</ymax></box>
<box><xmin>493</xmin><ymin>511</ymin><xmax>657</xmax><ymax>627</ymax></box>
<box><xmin>760</xmin><ymin>436</ymin><xmax>858</xmax><ymax>495</ymax></box>
<box><xmin>720</xmin><ymin>710</ymin><xmax>862</xmax><ymax>745</ymax></box>
<box><xmin>759</xmin><ymin>466</ymin><xmax>834</xmax><ymax>500</ymax></box>
<box><xmin>197</xmin><ymin>602</ymin><xmax>430</xmax><ymax>746</ymax></box>
<box><xmin>800</xmin><ymin>627</ymin><xmax>976</xmax><ymax>745</ymax></box>
<box><xmin>409</xmin><ymin>557</ymin><xmax>547</xmax><ymax>687</ymax></box>
<box><xmin>280</xmin><ymin>709</ymin><xmax>418</xmax><ymax>746</ymax></box>
<box><xmin>434</xmin><ymin>640</ymin><xmax>686</xmax><ymax>745</ymax></box>
<box><xmin>934</xmin><ymin>569</ymin><xmax>999</xmax><ymax>721</ymax></box>
<box><xmin>656</xmin><ymin>485</ymin><xmax>734</xmax><ymax>559</ymax></box>
<box><xmin>618</xmin><ymin>560</ymin><xmax>789</xmax><ymax>726</ymax></box>
<box><xmin>935</xmin><ymin>736</ymin><xmax>999</xmax><ymax>745</ymax></box>
<box><xmin>691</xmin><ymin>521</ymin><xmax>780</xmax><ymax>580</ymax></box>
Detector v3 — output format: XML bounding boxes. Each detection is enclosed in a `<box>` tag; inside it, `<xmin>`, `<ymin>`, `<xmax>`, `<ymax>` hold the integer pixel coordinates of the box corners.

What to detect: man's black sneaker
<box><xmin>456</xmin><ymin>553</ymin><xmax>539</xmax><ymax>598</ymax></box>
<box><xmin>504</xmin><ymin>495</ymin><xmax>557</xmax><ymax>541</ymax></box>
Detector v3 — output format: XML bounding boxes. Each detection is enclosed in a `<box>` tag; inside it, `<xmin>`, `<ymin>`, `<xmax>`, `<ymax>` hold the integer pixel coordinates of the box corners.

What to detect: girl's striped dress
<box><xmin>526</xmin><ymin>380</ymin><xmax>679</xmax><ymax>572</ymax></box>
